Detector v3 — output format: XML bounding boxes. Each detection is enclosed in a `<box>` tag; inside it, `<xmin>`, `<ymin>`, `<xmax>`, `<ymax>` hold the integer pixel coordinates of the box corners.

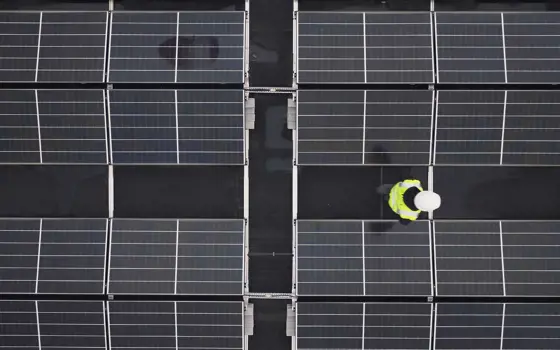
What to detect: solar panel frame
<box><xmin>296</xmin><ymin>90</ymin><xmax>434</xmax><ymax>166</ymax></box>
<box><xmin>434</xmin><ymin>303</ymin><xmax>504</xmax><ymax>350</ymax></box>
<box><xmin>434</xmin><ymin>90</ymin><xmax>560</xmax><ymax>166</ymax></box>
<box><xmin>0</xmin><ymin>300</ymin><xmax>107</xmax><ymax>350</ymax></box>
<box><xmin>107</xmin><ymin>301</ymin><xmax>244</xmax><ymax>350</ymax></box>
<box><xmin>296</xmin><ymin>220</ymin><xmax>433</xmax><ymax>297</ymax></box>
<box><xmin>503</xmin><ymin>12</ymin><xmax>560</xmax><ymax>84</ymax></box>
<box><xmin>433</xmin><ymin>220</ymin><xmax>505</xmax><ymax>297</ymax></box>
<box><xmin>434</xmin><ymin>12</ymin><xmax>507</xmax><ymax>84</ymax></box>
<box><xmin>107</xmin><ymin>218</ymin><xmax>245</xmax><ymax>295</ymax></box>
<box><xmin>434</xmin><ymin>220</ymin><xmax>560</xmax><ymax>297</ymax></box>
<box><xmin>0</xmin><ymin>89</ymin><xmax>109</xmax><ymax>165</ymax></box>
<box><xmin>108</xmin><ymin>89</ymin><xmax>246</xmax><ymax>165</ymax></box>
<box><xmin>434</xmin><ymin>90</ymin><xmax>507</xmax><ymax>166</ymax></box>
<box><xmin>296</xmin><ymin>11</ymin><xmax>435</xmax><ymax>84</ymax></box>
<box><xmin>296</xmin><ymin>302</ymin><xmax>433</xmax><ymax>350</ymax></box>
<box><xmin>0</xmin><ymin>11</ymin><xmax>108</xmax><ymax>83</ymax></box>
<box><xmin>107</xmin><ymin>11</ymin><xmax>246</xmax><ymax>83</ymax></box>
<box><xmin>0</xmin><ymin>218</ymin><xmax>108</xmax><ymax>295</ymax></box>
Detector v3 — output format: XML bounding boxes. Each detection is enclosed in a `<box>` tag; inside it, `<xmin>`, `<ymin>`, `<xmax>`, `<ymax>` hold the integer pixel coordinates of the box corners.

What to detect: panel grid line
<box><xmin>35</xmin><ymin>300</ymin><xmax>42</xmax><ymax>350</ymax></box>
<box><xmin>500</xmin><ymin>303</ymin><xmax>506</xmax><ymax>350</ymax></box>
<box><xmin>35</xmin><ymin>12</ymin><xmax>43</xmax><ymax>82</ymax></box>
<box><xmin>34</xmin><ymin>90</ymin><xmax>43</xmax><ymax>164</ymax></box>
<box><xmin>361</xmin><ymin>220</ymin><xmax>366</xmax><ymax>295</ymax></box>
<box><xmin>174</xmin><ymin>219</ymin><xmax>179</xmax><ymax>295</ymax></box>
<box><xmin>362</xmin><ymin>90</ymin><xmax>367</xmax><ymax>165</ymax></box>
<box><xmin>174</xmin><ymin>89</ymin><xmax>180</xmax><ymax>164</ymax></box>
<box><xmin>500</xmin><ymin>91</ymin><xmax>508</xmax><ymax>165</ymax></box>
<box><xmin>499</xmin><ymin>220</ymin><xmax>506</xmax><ymax>296</ymax></box>
<box><xmin>362</xmin><ymin>13</ymin><xmax>367</xmax><ymax>83</ymax></box>
<box><xmin>501</xmin><ymin>12</ymin><xmax>508</xmax><ymax>83</ymax></box>
<box><xmin>361</xmin><ymin>303</ymin><xmax>365</xmax><ymax>350</ymax></box>
<box><xmin>35</xmin><ymin>219</ymin><xmax>43</xmax><ymax>294</ymax></box>
<box><xmin>174</xmin><ymin>12</ymin><xmax>180</xmax><ymax>83</ymax></box>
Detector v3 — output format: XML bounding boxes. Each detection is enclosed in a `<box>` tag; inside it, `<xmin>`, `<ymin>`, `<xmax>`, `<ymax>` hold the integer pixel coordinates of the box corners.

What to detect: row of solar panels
<box><xmin>0</xmin><ymin>300</ymin><xmax>245</xmax><ymax>350</ymax></box>
<box><xmin>0</xmin><ymin>11</ymin><xmax>245</xmax><ymax>83</ymax></box>
<box><xmin>297</xmin><ymin>12</ymin><xmax>560</xmax><ymax>84</ymax></box>
<box><xmin>296</xmin><ymin>90</ymin><xmax>560</xmax><ymax>166</ymax></box>
<box><xmin>0</xmin><ymin>89</ymin><xmax>245</xmax><ymax>164</ymax></box>
<box><xmin>296</xmin><ymin>220</ymin><xmax>560</xmax><ymax>297</ymax></box>
<box><xmin>297</xmin><ymin>302</ymin><xmax>560</xmax><ymax>350</ymax></box>
<box><xmin>0</xmin><ymin>218</ymin><xmax>245</xmax><ymax>295</ymax></box>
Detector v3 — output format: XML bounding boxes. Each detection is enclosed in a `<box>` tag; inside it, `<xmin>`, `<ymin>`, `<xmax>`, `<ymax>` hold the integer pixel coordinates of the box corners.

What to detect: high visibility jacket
<box><xmin>388</xmin><ymin>179</ymin><xmax>423</xmax><ymax>221</ymax></box>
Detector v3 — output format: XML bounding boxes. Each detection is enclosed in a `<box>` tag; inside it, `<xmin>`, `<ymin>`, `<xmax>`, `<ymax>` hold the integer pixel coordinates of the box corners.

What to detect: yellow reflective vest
<box><xmin>388</xmin><ymin>179</ymin><xmax>423</xmax><ymax>221</ymax></box>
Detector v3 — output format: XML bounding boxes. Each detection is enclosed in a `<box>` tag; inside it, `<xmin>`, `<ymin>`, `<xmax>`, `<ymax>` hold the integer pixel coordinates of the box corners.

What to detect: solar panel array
<box><xmin>435</xmin><ymin>220</ymin><xmax>560</xmax><ymax>296</ymax></box>
<box><xmin>0</xmin><ymin>300</ymin><xmax>244</xmax><ymax>350</ymax></box>
<box><xmin>297</xmin><ymin>220</ymin><xmax>432</xmax><ymax>296</ymax></box>
<box><xmin>297</xmin><ymin>303</ymin><xmax>433</xmax><ymax>350</ymax></box>
<box><xmin>436</xmin><ymin>12</ymin><xmax>560</xmax><ymax>84</ymax></box>
<box><xmin>294</xmin><ymin>220</ymin><xmax>560</xmax><ymax>297</ymax></box>
<box><xmin>296</xmin><ymin>90</ymin><xmax>433</xmax><ymax>165</ymax></box>
<box><xmin>108</xmin><ymin>219</ymin><xmax>245</xmax><ymax>295</ymax></box>
<box><xmin>0</xmin><ymin>89</ymin><xmax>108</xmax><ymax>164</ymax></box>
<box><xmin>0</xmin><ymin>218</ymin><xmax>246</xmax><ymax>296</ymax></box>
<box><xmin>435</xmin><ymin>90</ymin><xmax>560</xmax><ymax>166</ymax></box>
<box><xmin>108</xmin><ymin>89</ymin><xmax>245</xmax><ymax>165</ymax></box>
<box><xmin>0</xmin><ymin>89</ymin><xmax>246</xmax><ymax>165</ymax></box>
<box><xmin>0</xmin><ymin>11</ymin><xmax>108</xmax><ymax>83</ymax></box>
<box><xmin>297</xmin><ymin>302</ymin><xmax>560</xmax><ymax>350</ymax></box>
<box><xmin>108</xmin><ymin>11</ymin><xmax>245</xmax><ymax>83</ymax></box>
<box><xmin>108</xmin><ymin>301</ymin><xmax>244</xmax><ymax>350</ymax></box>
<box><xmin>297</xmin><ymin>12</ymin><xmax>434</xmax><ymax>84</ymax></box>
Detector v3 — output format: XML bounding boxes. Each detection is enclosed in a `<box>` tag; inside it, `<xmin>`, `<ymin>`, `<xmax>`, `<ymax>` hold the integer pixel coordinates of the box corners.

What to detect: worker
<box><xmin>379</xmin><ymin>179</ymin><xmax>441</xmax><ymax>225</ymax></box>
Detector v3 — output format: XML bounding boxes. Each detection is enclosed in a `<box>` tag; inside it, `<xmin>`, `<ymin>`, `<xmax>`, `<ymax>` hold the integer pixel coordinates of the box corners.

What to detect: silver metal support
<box><xmin>243</xmin><ymin>91</ymin><xmax>250</xmax><ymax>294</ymax></box>
<box><xmin>244</xmin><ymin>0</ymin><xmax>250</xmax><ymax>88</ymax></box>
<box><xmin>245</xmin><ymin>292</ymin><xmax>294</xmax><ymax>299</ymax></box>
<box><xmin>245</xmin><ymin>98</ymin><xmax>256</xmax><ymax>130</ymax></box>
<box><xmin>108</xmin><ymin>165</ymin><xmax>114</xmax><ymax>218</ymax></box>
<box><xmin>287</xmin><ymin>99</ymin><xmax>296</xmax><ymax>130</ymax></box>
<box><xmin>244</xmin><ymin>303</ymin><xmax>255</xmax><ymax>336</ymax></box>
<box><xmin>286</xmin><ymin>305</ymin><xmax>295</xmax><ymax>337</ymax></box>
<box><xmin>292</xmin><ymin>0</ymin><xmax>299</xmax><ymax>88</ymax></box>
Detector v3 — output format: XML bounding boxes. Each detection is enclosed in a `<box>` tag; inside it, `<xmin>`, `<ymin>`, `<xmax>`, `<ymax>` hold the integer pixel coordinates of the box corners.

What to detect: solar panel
<box><xmin>108</xmin><ymin>89</ymin><xmax>245</xmax><ymax>165</ymax></box>
<box><xmin>297</xmin><ymin>220</ymin><xmax>432</xmax><ymax>296</ymax></box>
<box><xmin>0</xmin><ymin>12</ymin><xmax>107</xmax><ymax>82</ymax></box>
<box><xmin>503</xmin><ymin>303</ymin><xmax>560</xmax><ymax>350</ymax></box>
<box><xmin>434</xmin><ymin>221</ymin><xmax>504</xmax><ymax>296</ymax></box>
<box><xmin>434</xmin><ymin>90</ymin><xmax>506</xmax><ymax>165</ymax></box>
<box><xmin>435</xmin><ymin>303</ymin><xmax>560</xmax><ymax>350</ymax></box>
<box><xmin>434</xmin><ymin>303</ymin><xmax>503</xmax><ymax>350</ymax></box>
<box><xmin>108</xmin><ymin>219</ymin><xmax>245</xmax><ymax>295</ymax></box>
<box><xmin>503</xmin><ymin>13</ymin><xmax>560</xmax><ymax>84</ymax></box>
<box><xmin>0</xmin><ymin>89</ymin><xmax>108</xmax><ymax>164</ymax></box>
<box><xmin>0</xmin><ymin>218</ymin><xmax>108</xmax><ymax>295</ymax></box>
<box><xmin>108</xmin><ymin>11</ymin><xmax>245</xmax><ymax>83</ymax></box>
<box><xmin>503</xmin><ymin>91</ymin><xmax>560</xmax><ymax>165</ymax></box>
<box><xmin>297</xmin><ymin>12</ymin><xmax>434</xmax><ymax>84</ymax></box>
<box><xmin>435</xmin><ymin>13</ymin><xmax>506</xmax><ymax>83</ymax></box>
<box><xmin>434</xmin><ymin>220</ymin><xmax>560</xmax><ymax>296</ymax></box>
<box><xmin>297</xmin><ymin>302</ymin><xmax>432</xmax><ymax>350</ymax></box>
<box><xmin>108</xmin><ymin>301</ymin><xmax>244</xmax><ymax>350</ymax></box>
<box><xmin>435</xmin><ymin>90</ymin><xmax>560</xmax><ymax>166</ymax></box>
<box><xmin>501</xmin><ymin>221</ymin><xmax>560</xmax><ymax>296</ymax></box>
<box><xmin>0</xmin><ymin>300</ymin><xmax>106</xmax><ymax>350</ymax></box>
<box><xmin>297</xmin><ymin>90</ymin><xmax>433</xmax><ymax>165</ymax></box>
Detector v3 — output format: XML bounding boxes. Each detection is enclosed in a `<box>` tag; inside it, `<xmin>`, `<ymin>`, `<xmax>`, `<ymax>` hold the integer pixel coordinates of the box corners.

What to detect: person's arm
<box><xmin>399</xmin><ymin>217</ymin><xmax>411</xmax><ymax>226</ymax></box>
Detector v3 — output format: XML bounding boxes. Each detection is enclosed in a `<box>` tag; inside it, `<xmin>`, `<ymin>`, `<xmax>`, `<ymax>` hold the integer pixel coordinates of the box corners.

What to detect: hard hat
<box><xmin>414</xmin><ymin>191</ymin><xmax>441</xmax><ymax>212</ymax></box>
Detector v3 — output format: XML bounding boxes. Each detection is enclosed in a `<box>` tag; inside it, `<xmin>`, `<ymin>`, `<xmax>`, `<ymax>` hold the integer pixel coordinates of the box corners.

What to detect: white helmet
<box><xmin>414</xmin><ymin>191</ymin><xmax>441</xmax><ymax>212</ymax></box>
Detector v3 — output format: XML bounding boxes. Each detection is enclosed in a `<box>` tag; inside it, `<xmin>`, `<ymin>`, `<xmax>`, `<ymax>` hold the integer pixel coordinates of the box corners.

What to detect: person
<box><xmin>378</xmin><ymin>179</ymin><xmax>441</xmax><ymax>225</ymax></box>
